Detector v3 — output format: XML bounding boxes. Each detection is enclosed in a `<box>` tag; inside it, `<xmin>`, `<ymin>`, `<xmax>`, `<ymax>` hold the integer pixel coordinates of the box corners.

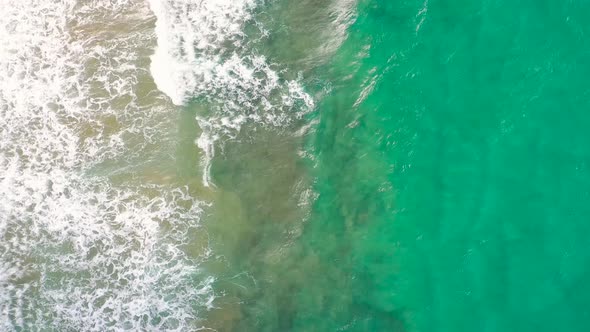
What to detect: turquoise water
<box><xmin>2</xmin><ymin>0</ymin><xmax>590</xmax><ymax>330</ymax></box>
<box><xmin>207</xmin><ymin>0</ymin><xmax>590</xmax><ymax>330</ymax></box>
<box><xmin>296</xmin><ymin>1</ymin><xmax>590</xmax><ymax>330</ymax></box>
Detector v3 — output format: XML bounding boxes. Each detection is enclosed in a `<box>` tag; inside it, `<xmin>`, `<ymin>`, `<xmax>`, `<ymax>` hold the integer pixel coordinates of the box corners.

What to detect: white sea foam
<box><xmin>0</xmin><ymin>1</ymin><xmax>215</xmax><ymax>330</ymax></box>
<box><xmin>148</xmin><ymin>0</ymin><xmax>257</xmax><ymax>106</ymax></box>
<box><xmin>148</xmin><ymin>0</ymin><xmax>315</xmax><ymax>186</ymax></box>
<box><xmin>416</xmin><ymin>0</ymin><xmax>429</xmax><ymax>32</ymax></box>
<box><xmin>148</xmin><ymin>0</ymin><xmax>314</xmax><ymax>113</ymax></box>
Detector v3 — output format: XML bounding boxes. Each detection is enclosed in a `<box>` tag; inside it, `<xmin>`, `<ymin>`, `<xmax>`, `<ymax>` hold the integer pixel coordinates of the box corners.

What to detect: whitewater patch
<box><xmin>148</xmin><ymin>0</ymin><xmax>315</xmax><ymax>186</ymax></box>
<box><xmin>148</xmin><ymin>0</ymin><xmax>258</xmax><ymax>106</ymax></box>
<box><xmin>0</xmin><ymin>0</ymin><xmax>215</xmax><ymax>330</ymax></box>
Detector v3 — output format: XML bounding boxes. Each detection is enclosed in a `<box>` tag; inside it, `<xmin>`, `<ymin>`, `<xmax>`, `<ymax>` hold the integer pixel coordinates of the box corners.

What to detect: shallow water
<box><xmin>2</xmin><ymin>0</ymin><xmax>590</xmax><ymax>331</ymax></box>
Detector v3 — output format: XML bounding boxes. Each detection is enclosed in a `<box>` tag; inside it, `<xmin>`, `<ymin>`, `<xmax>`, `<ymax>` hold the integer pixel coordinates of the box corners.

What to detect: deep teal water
<box><xmin>296</xmin><ymin>1</ymin><xmax>590</xmax><ymax>330</ymax></box>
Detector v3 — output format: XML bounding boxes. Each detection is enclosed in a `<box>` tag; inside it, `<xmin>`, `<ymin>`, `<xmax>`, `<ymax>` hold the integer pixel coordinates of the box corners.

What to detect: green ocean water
<box><xmin>2</xmin><ymin>0</ymin><xmax>590</xmax><ymax>330</ymax></box>
<box><xmin>200</xmin><ymin>0</ymin><xmax>590</xmax><ymax>331</ymax></box>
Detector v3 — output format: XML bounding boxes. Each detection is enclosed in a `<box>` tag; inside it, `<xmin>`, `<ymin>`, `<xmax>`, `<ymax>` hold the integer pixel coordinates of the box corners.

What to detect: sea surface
<box><xmin>1</xmin><ymin>0</ymin><xmax>590</xmax><ymax>331</ymax></box>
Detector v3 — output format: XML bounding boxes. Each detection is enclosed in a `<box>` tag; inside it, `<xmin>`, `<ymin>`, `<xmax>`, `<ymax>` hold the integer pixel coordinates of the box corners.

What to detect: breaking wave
<box><xmin>148</xmin><ymin>0</ymin><xmax>315</xmax><ymax>186</ymax></box>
